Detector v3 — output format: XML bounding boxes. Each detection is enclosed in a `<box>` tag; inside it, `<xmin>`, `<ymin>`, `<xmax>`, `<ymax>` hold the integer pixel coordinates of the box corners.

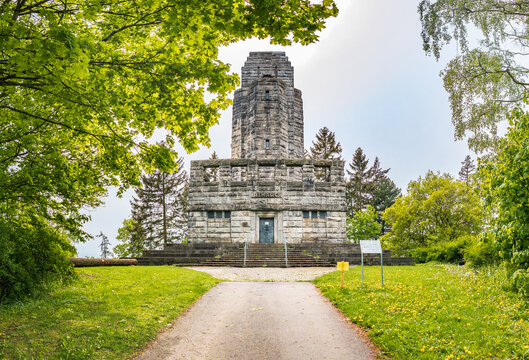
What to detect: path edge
<box><xmin>311</xmin><ymin>283</ymin><xmax>389</xmax><ymax>360</ymax></box>
<box><xmin>127</xmin><ymin>280</ymin><xmax>223</xmax><ymax>360</ymax></box>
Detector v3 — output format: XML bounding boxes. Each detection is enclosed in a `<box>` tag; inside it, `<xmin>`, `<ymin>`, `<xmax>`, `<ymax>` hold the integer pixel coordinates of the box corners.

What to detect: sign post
<box><xmin>336</xmin><ymin>261</ymin><xmax>349</xmax><ymax>288</ymax></box>
<box><xmin>359</xmin><ymin>240</ymin><xmax>383</xmax><ymax>286</ymax></box>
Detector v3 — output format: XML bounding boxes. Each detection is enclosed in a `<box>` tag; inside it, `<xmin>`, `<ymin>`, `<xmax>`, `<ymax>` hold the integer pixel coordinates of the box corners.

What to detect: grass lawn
<box><xmin>314</xmin><ymin>264</ymin><xmax>529</xmax><ymax>360</ymax></box>
<box><xmin>0</xmin><ymin>266</ymin><xmax>219</xmax><ymax>359</ymax></box>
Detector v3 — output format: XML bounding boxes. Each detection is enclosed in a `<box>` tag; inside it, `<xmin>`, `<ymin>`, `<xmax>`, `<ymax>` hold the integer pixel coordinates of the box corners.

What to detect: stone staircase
<box><xmin>218</xmin><ymin>243</ymin><xmax>333</xmax><ymax>267</ymax></box>
<box><xmin>137</xmin><ymin>242</ymin><xmax>414</xmax><ymax>267</ymax></box>
<box><xmin>138</xmin><ymin>243</ymin><xmax>333</xmax><ymax>267</ymax></box>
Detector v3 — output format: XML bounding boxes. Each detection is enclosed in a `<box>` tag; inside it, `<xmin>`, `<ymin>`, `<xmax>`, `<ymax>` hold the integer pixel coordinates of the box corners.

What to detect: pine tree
<box><xmin>372</xmin><ymin>178</ymin><xmax>401</xmax><ymax>213</ymax></box>
<box><xmin>458</xmin><ymin>155</ymin><xmax>476</xmax><ymax>186</ymax></box>
<box><xmin>370</xmin><ymin>157</ymin><xmax>390</xmax><ymax>185</ymax></box>
<box><xmin>345</xmin><ymin>148</ymin><xmax>396</xmax><ymax>218</ymax></box>
<box><xmin>346</xmin><ymin>148</ymin><xmax>373</xmax><ymax>217</ymax></box>
<box><xmin>124</xmin><ymin>156</ymin><xmax>188</xmax><ymax>251</ymax></box>
<box><xmin>372</xmin><ymin>178</ymin><xmax>401</xmax><ymax>235</ymax></box>
<box><xmin>96</xmin><ymin>231</ymin><xmax>112</xmax><ymax>259</ymax></box>
<box><xmin>309</xmin><ymin>127</ymin><xmax>343</xmax><ymax>160</ymax></box>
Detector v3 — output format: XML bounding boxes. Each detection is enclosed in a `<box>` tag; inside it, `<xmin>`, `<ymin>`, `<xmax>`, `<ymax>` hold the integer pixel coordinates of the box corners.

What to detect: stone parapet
<box><xmin>189</xmin><ymin>158</ymin><xmax>345</xmax><ymax>212</ymax></box>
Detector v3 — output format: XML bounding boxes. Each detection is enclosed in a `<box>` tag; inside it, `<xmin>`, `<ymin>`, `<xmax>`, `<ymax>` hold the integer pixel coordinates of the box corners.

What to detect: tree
<box><xmin>345</xmin><ymin>148</ymin><xmax>390</xmax><ymax>217</ymax></box>
<box><xmin>346</xmin><ymin>205</ymin><xmax>382</xmax><ymax>243</ymax></box>
<box><xmin>459</xmin><ymin>155</ymin><xmax>476</xmax><ymax>186</ymax></box>
<box><xmin>130</xmin><ymin>156</ymin><xmax>188</xmax><ymax>249</ymax></box>
<box><xmin>346</xmin><ymin>148</ymin><xmax>372</xmax><ymax>217</ymax></box>
<box><xmin>309</xmin><ymin>127</ymin><xmax>343</xmax><ymax>160</ymax></box>
<box><xmin>479</xmin><ymin>104</ymin><xmax>529</xmax><ymax>297</ymax></box>
<box><xmin>419</xmin><ymin>0</ymin><xmax>529</xmax><ymax>153</ymax></box>
<box><xmin>96</xmin><ymin>232</ymin><xmax>112</xmax><ymax>259</ymax></box>
<box><xmin>1</xmin><ymin>0</ymin><xmax>338</xmax><ymax>299</ymax></box>
<box><xmin>381</xmin><ymin>171</ymin><xmax>484</xmax><ymax>256</ymax></box>
<box><xmin>113</xmin><ymin>218</ymin><xmax>145</xmax><ymax>258</ymax></box>
<box><xmin>371</xmin><ymin>177</ymin><xmax>401</xmax><ymax>235</ymax></box>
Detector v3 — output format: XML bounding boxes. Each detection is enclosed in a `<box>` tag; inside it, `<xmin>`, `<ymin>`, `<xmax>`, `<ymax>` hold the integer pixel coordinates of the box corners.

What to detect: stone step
<box><xmin>138</xmin><ymin>243</ymin><xmax>415</xmax><ymax>267</ymax></box>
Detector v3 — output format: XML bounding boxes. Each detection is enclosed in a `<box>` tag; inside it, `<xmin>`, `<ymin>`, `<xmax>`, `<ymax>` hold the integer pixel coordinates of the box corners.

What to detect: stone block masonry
<box><xmin>187</xmin><ymin>51</ymin><xmax>347</xmax><ymax>244</ymax></box>
<box><xmin>188</xmin><ymin>158</ymin><xmax>346</xmax><ymax>243</ymax></box>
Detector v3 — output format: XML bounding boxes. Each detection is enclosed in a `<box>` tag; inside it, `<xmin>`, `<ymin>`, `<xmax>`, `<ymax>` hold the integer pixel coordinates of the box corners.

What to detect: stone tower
<box><xmin>231</xmin><ymin>52</ymin><xmax>304</xmax><ymax>159</ymax></box>
<box><xmin>187</xmin><ymin>52</ymin><xmax>346</xmax><ymax>244</ymax></box>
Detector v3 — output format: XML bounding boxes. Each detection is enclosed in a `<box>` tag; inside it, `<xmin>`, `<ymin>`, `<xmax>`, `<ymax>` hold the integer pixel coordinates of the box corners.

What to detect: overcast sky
<box><xmin>77</xmin><ymin>0</ymin><xmax>470</xmax><ymax>257</ymax></box>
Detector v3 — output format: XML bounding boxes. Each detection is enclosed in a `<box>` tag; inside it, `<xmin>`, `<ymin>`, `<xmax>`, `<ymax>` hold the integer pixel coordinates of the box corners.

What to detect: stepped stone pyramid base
<box><xmin>137</xmin><ymin>243</ymin><xmax>414</xmax><ymax>267</ymax></box>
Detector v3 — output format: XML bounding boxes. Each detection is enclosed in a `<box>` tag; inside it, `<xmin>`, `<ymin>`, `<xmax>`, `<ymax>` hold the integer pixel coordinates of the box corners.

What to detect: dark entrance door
<box><xmin>259</xmin><ymin>218</ymin><xmax>274</xmax><ymax>244</ymax></box>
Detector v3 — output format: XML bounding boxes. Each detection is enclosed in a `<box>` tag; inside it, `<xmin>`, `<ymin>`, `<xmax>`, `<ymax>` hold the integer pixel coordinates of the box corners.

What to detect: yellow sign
<box><xmin>337</xmin><ymin>261</ymin><xmax>349</xmax><ymax>271</ymax></box>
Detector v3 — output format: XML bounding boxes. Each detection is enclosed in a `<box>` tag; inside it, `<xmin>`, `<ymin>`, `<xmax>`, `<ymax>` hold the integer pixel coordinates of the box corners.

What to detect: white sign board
<box><xmin>359</xmin><ymin>240</ymin><xmax>382</xmax><ymax>254</ymax></box>
<box><xmin>359</xmin><ymin>240</ymin><xmax>384</xmax><ymax>286</ymax></box>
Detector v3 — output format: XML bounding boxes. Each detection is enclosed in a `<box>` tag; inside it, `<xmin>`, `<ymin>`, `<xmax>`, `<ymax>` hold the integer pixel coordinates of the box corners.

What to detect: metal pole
<box><xmin>361</xmin><ymin>251</ymin><xmax>364</xmax><ymax>286</ymax></box>
<box><xmin>284</xmin><ymin>235</ymin><xmax>288</xmax><ymax>267</ymax></box>
<box><xmin>381</xmin><ymin>251</ymin><xmax>383</xmax><ymax>286</ymax></box>
<box><xmin>244</xmin><ymin>234</ymin><xmax>248</xmax><ymax>267</ymax></box>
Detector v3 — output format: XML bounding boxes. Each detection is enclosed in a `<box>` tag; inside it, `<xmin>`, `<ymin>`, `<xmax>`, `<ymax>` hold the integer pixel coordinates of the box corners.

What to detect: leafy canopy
<box><xmin>346</xmin><ymin>205</ymin><xmax>382</xmax><ymax>243</ymax></box>
<box><xmin>0</xmin><ymin>0</ymin><xmax>338</xmax><ymax>239</ymax></box>
<box><xmin>419</xmin><ymin>0</ymin><xmax>529</xmax><ymax>153</ymax></box>
<box><xmin>479</xmin><ymin>101</ymin><xmax>529</xmax><ymax>296</ymax></box>
<box><xmin>381</xmin><ymin>171</ymin><xmax>484</xmax><ymax>255</ymax></box>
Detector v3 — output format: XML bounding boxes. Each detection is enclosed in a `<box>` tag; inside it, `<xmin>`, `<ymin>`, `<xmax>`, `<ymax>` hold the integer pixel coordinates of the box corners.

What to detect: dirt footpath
<box><xmin>184</xmin><ymin>266</ymin><xmax>336</xmax><ymax>282</ymax></box>
<box><xmin>135</xmin><ymin>282</ymin><xmax>375</xmax><ymax>360</ymax></box>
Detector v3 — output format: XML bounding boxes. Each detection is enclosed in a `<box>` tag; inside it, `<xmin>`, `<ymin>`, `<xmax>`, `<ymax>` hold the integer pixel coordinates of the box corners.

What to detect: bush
<box><xmin>512</xmin><ymin>268</ymin><xmax>529</xmax><ymax>298</ymax></box>
<box><xmin>0</xmin><ymin>217</ymin><xmax>76</xmax><ymax>303</ymax></box>
<box><xmin>464</xmin><ymin>239</ymin><xmax>498</xmax><ymax>267</ymax></box>
<box><xmin>410</xmin><ymin>236</ymin><xmax>475</xmax><ymax>264</ymax></box>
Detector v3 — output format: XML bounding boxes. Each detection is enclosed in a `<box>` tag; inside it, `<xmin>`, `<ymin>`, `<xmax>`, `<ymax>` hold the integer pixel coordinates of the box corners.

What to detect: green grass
<box><xmin>314</xmin><ymin>264</ymin><xmax>529</xmax><ymax>360</ymax></box>
<box><xmin>0</xmin><ymin>266</ymin><xmax>219</xmax><ymax>360</ymax></box>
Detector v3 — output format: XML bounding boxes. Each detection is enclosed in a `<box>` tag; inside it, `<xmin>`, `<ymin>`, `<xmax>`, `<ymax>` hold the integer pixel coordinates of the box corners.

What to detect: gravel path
<box><xmin>135</xmin><ymin>282</ymin><xmax>375</xmax><ymax>360</ymax></box>
<box><xmin>184</xmin><ymin>266</ymin><xmax>336</xmax><ymax>282</ymax></box>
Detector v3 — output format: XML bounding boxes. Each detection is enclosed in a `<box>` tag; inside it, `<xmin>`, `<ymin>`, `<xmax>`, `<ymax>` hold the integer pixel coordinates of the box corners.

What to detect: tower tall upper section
<box><xmin>231</xmin><ymin>52</ymin><xmax>304</xmax><ymax>159</ymax></box>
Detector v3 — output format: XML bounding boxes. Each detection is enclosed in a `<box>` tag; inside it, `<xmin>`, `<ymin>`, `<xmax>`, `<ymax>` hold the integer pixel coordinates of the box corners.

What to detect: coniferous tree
<box><xmin>309</xmin><ymin>127</ymin><xmax>343</xmax><ymax>160</ymax></box>
<box><xmin>345</xmin><ymin>148</ymin><xmax>397</xmax><ymax>219</ymax></box>
<box><xmin>372</xmin><ymin>178</ymin><xmax>401</xmax><ymax>235</ymax></box>
<box><xmin>346</xmin><ymin>148</ymin><xmax>373</xmax><ymax>217</ymax></box>
<box><xmin>459</xmin><ymin>155</ymin><xmax>476</xmax><ymax>186</ymax></box>
<box><xmin>120</xmin><ymin>156</ymin><xmax>188</xmax><ymax>252</ymax></box>
<box><xmin>96</xmin><ymin>231</ymin><xmax>112</xmax><ymax>259</ymax></box>
<box><xmin>370</xmin><ymin>157</ymin><xmax>390</xmax><ymax>186</ymax></box>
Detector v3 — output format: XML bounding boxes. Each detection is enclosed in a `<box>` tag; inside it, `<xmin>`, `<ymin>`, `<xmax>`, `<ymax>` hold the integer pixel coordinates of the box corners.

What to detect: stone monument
<box><xmin>187</xmin><ymin>52</ymin><xmax>346</xmax><ymax>244</ymax></box>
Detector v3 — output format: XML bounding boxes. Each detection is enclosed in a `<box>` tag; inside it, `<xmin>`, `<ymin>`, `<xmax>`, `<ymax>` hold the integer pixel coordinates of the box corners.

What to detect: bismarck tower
<box><xmin>187</xmin><ymin>52</ymin><xmax>347</xmax><ymax>244</ymax></box>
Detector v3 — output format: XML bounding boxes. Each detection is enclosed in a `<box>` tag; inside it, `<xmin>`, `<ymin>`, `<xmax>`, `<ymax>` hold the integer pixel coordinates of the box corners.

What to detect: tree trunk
<box><xmin>162</xmin><ymin>172</ymin><xmax>167</xmax><ymax>246</ymax></box>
